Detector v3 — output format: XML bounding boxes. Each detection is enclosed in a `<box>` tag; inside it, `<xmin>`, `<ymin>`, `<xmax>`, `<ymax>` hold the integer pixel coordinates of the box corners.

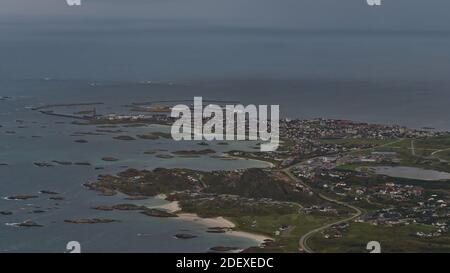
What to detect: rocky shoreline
<box><xmin>82</xmin><ymin>167</ymin><xmax>291</xmax><ymax>250</ymax></box>
<box><xmin>92</xmin><ymin>204</ymin><xmax>178</xmax><ymax>218</ymax></box>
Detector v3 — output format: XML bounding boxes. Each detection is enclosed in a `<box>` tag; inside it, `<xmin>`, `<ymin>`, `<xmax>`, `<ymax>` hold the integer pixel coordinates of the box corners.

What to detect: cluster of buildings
<box><xmin>287</xmin><ymin>144</ymin><xmax>450</xmax><ymax>235</ymax></box>
<box><xmin>279</xmin><ymin>118</ymin><xmax>438</xmax><ymax>165</ymax></box>
<box><xmin>357</xmin><ymin>195</ymin><xmax>449</xmax><ymax>238</ymax></box>
<box><xmin>291</xmin><ymin>149</ymin><xmax>402</xmax><ymax>182</ymax></box>
<box><xmin>321</xmin><ymin>223</ymin><xmax>350</xmax><ymax>239</ymax></box>
<box><xmin>302</xmin><ymin>167</ymin><xmax>449</xmax><ymax>236</ymax></box>
<box><xmin>93</xmin><ymin>113</ymin><xmax>172</xmax><ymax>125</ymax></box>
<box><xmin>300</xmin><ymin>205</ymin><xmax>341</xmax><ymax>216</ymax></box>
<box><xmin>280</xmin><ymin>118</ymin><xmax>434</xmax><ymax>141</ymax></box>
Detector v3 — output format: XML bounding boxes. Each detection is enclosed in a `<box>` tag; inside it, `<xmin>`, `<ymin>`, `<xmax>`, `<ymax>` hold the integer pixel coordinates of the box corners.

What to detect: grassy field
<box><xmin>320</xmin><ymin>138</ymin><xmax>397</xmax><ymax>147</ymax></box>
<box><xmin>230</xmin><ymin>213</ymin><xmax>341</xmax><ymax>252</ymax></box>
<box><xmin>333</xmin><ymin>135</ymin><xmax>450</xmax><ymax>173</ymax></box>
<box><xmin>308</xmin><ymin>222</ymin><xmax>450</xmax><ymax>253</ymax></box>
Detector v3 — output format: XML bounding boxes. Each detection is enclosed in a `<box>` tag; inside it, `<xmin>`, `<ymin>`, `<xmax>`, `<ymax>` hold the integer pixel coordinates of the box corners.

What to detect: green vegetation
<box><xmin>179</xmin><ymin>198</ymin><xmax>299</xmax><ymax>219</ymax></box>
<box><xmin>333</xmin><ymin>135</ymin><xmax>450</xmax><ymax>173</ymax></box>
<box><xmin>320</xmin><ymin>138</ymin><xmax>396</xmax><ymax>147</ymax></box>
<box><xmin>86</xmin><ymin>167</ymin><xmax>345</xmax><ymax>252</ymax></box>
<box><xmin>232</xmin><ymin>213</ymin><xmax>341</xmax><ymax>252</ymax></box>
<box><xmin>308</xmin><ymin>222</ymin><xmax>450</xmax><ymax>253</ymax></box>
<box><xmin>85</xmin><ymin>134</ymin><xmax>450</xmax><ymax>253</ymax></box>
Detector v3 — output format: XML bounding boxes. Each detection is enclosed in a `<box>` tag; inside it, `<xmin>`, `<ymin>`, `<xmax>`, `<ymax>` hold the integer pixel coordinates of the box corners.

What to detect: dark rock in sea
<box><xmin>33</xmin><ymin>162</ymin><xmax>53</xmax><ymax>167</ymax></box>
<box><xmin>206</xmin><ymin>230</ymin><xmax>226</xmax><ymax>233</ymax></box>
<box><xmin>97</xmin><ymin>125</ymin><xmax>118</xmax><ymax>128</ymax></box>
<box><xmin>91</xmin><ymin>205</ymin><xmax>114</xmax><ymax>211</ymax></box>
<box><xmin>174</xmin><ymin>233</ymin><xmax>197</xmax><ymax>240</ymax></box>
<box><xmin>0</xmin><ymin>211</ymin><xmax>13</xmax><ymax>216</ymax></box>
<box><xmin>39</xmin><ymin>190</ymin><xmax>60</xmax><ymax>195</ymax></box>
<box><xmin>136</xmin><ymin>134</ymin><xmax>159</xmax><ymax>140</ymax></box>
<box><xmin>206</xmin><ymin>227</ymin><xmax>229</xmax><ymax>233</ymax></box>
<box><xmin>6</xmin><ymin>195</ymin><xmax>38</xmax><ymax>200</ymax></box>
<box><xmin>101</xmin><ymin>156</ymin><xmax>119</xmax><ymax>162</ymax></box>
<box><xmin>49</xmin><ymin>196</ymin><xmax>64</xmax><ymax>201</ymax></box>
<box><xmin>52</xmin><ymin>160</ymin><xmax>73</xmax><ymax>166</ymax></box>
<box><xmin>209</xmin><ymin>246</ymin><xmax>241</xmax><ymax>252</ymax></box>
<box><xmin>155</xmin><ymin>154</ymin><xmax>174</xmax><ymax>159</ymax></box>
<box><xmin>83</xmin><ymin>183</ymin><xmax>117</xmax><ymax>196</ymax></box>
<box><xmin>217</xmin><ymin>142</ymin><xmax>229</xmax><ymax>145</ymax></box>
<box><xmin>0</xmin><ymin>163</ymin><xmax>8</xmax><ymax>166</ymax></box>
<box><xmin>198</xmin><ymin>142</ymin><xmax>209</xmax><ymax>146</ymax></box>
<box><xmin>64</xmin><ymin>218</ymin><xmax>119</xmax><ymax>224</ymax></box>
<box><xmin>113</xmin><ymin>135</ymin><xmax>136</xmax><ymax>141</ymax></box>
<box><xmin>113</xmin><ymin>204</ymin><xmax>147</xmax><ymax>211</ymax></box>
<box><xmin>31</xmin><ymin>135</ymin><xmax>42</xmax><ymax>138</ymax></box>
<box><xmin>95</xmin><ymin>167</ymin><xmax>105</xmax><ymax>170</ymax></box>
<box><xmin>74</xmin><ymin>162</ymin><xmax>91</xmax><ymax>166</ymax></box>
<box><xmin>140</xmin><ymin>209</ymin><xmax>178</xmax><ymax>218</ymax></box>
<box><xmin>16</xmin><ymin>220</ymin><xmax>43</xmax><ymax>228</ymax></box>
<box><xmin>74</xmin><ymin>139</ymin><xmax>88</xmax><ymax>143</ymax></box>
<box><xmin>124</xmin><ymin>195</ymin><xmax>148</xmax><ymax>200</ymax></box>
<box><xmin>32</xmin><ymin>210</ymin><xmax>46</xmax><ymax>214</ymax></box>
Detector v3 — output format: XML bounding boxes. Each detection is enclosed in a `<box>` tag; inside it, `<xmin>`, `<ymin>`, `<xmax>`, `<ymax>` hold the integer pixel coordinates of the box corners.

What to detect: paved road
<box><xmin>431</xmin><ymin>147</ymin><xmax>450</xmax><ymax>157</ymax></box>
<box><xmin>411</xmin><ymin>140</ymin><xmax>416</xmax><ymax>156</ymax></box>
<box><xmin>282</xmin><ymin>139</ymin><xmax>406</xmax><ymax>253</ymax></box>
<box><xmin>298</xmin><ymin>193</ymin><xmax>362</xmax><ymax>253</ymax></box>
<box><xmin>283</xmin><ymin>165</ymin><xmax>362</xmax><ymax>253</ymax></box>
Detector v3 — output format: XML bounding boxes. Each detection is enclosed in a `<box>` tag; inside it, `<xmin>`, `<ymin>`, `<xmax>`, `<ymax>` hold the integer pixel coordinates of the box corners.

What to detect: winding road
<box><xmin>281</xmin><ymin>139</ymin><xmax>406</xmax><ymax>253</ymax></box>
<box><xmin>283</xmin><ymin>164</ymin><xmax>362</xmax><ymax>253</ymax></box>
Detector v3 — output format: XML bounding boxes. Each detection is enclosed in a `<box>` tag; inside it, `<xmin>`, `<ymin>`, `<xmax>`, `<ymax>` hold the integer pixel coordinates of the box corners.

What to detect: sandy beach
<box><xmin>177</xmin><ymin>213</ymin><xmax>273</xmax><ymax>244</ymax></box>
<box><xmin>150</xmin><ymin>200</ymin><xmax>181</xmax><ymax>213</ymax></box>
<box><xmin>150</xmin><ymin>200</ymin><xmax>273</xmax><ymax>245</ymax></box>
<box><xmin>226</xmin><ymin>155</ymin><xmax>275</xmax><ymax>168</ymax></box>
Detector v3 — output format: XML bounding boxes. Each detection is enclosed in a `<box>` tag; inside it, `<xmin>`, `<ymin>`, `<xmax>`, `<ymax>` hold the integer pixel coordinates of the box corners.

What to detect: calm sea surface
<box><xmin>1</xmin><ymin>0</ymin><xmax>450</xmax><ymax>251</ymax></box>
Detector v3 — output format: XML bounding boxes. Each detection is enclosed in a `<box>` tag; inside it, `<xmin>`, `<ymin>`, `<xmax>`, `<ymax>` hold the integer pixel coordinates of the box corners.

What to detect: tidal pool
<box><xmin>371</xmin><ymin>166</ymin><xmax>450</xmax><ymax>181</ymax></box>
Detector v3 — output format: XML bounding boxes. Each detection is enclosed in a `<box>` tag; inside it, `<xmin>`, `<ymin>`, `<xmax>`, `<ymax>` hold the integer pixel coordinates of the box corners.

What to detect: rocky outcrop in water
<box><xmin>140</xmin><ymin>209</ymin><xmax>178</xmax><ymax>218</ymax></box>
<box><xmin>16</xmin><ymin>220</ymin><xmax>43</xmax><ymax>227</ymax></box>
<box><xmin>174</xmin><ymin>233</ymin><xmax>197</xmax><ymax>239</ymax></box>
<box><xmin>33</xmin><ymin>162</ymin><xmax>53</xmax><ymax>167</ymax></box>
<box><xmin>6</xmin><ymin>195</ymin><xmax>38</xmax><ymax>200</ymax></box>
<box><xmin>64</xmin><ymin>218</ymin><xmax>119</xmax><ymax>224</ymax></box>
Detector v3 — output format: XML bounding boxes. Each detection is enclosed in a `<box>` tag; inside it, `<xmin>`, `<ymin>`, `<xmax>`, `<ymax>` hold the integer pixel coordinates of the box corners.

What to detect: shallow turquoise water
<box><xmin>0</xmin><ymin>84</ymin><xmax>268</xmax><ymax>252</ymax></box>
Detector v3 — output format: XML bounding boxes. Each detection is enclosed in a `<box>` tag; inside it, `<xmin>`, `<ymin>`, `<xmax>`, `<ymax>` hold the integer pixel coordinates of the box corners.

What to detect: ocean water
<box><xmin>2</xmin><ymin>1</ymin><xmax>450</xmax><ymax>129</ymax></box>
<box><xmin>372</xmin><ymin>166</ymin><xmax>450</xmax><ymax>181</ymax></box>
<box><xmin>0</xmin><ymin>81</ymin><xmax>272</xmax><ymax>252</ymax></box>
<box><xmin>1</xmin><ymin>0</ymin><xmax>450</xmax><ymax>252</ymax></box>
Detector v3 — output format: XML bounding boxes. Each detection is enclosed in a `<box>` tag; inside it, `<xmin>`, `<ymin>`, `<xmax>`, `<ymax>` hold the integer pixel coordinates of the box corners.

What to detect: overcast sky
<box><xmin>2</xmin><ymin>0</ymin><xmax>450</xmax><ymax>81</ymax></box>
<box><xmin>1</xmin><ymin>0</ymin><xmax>450</xmax><ymax>30</ymax></box>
